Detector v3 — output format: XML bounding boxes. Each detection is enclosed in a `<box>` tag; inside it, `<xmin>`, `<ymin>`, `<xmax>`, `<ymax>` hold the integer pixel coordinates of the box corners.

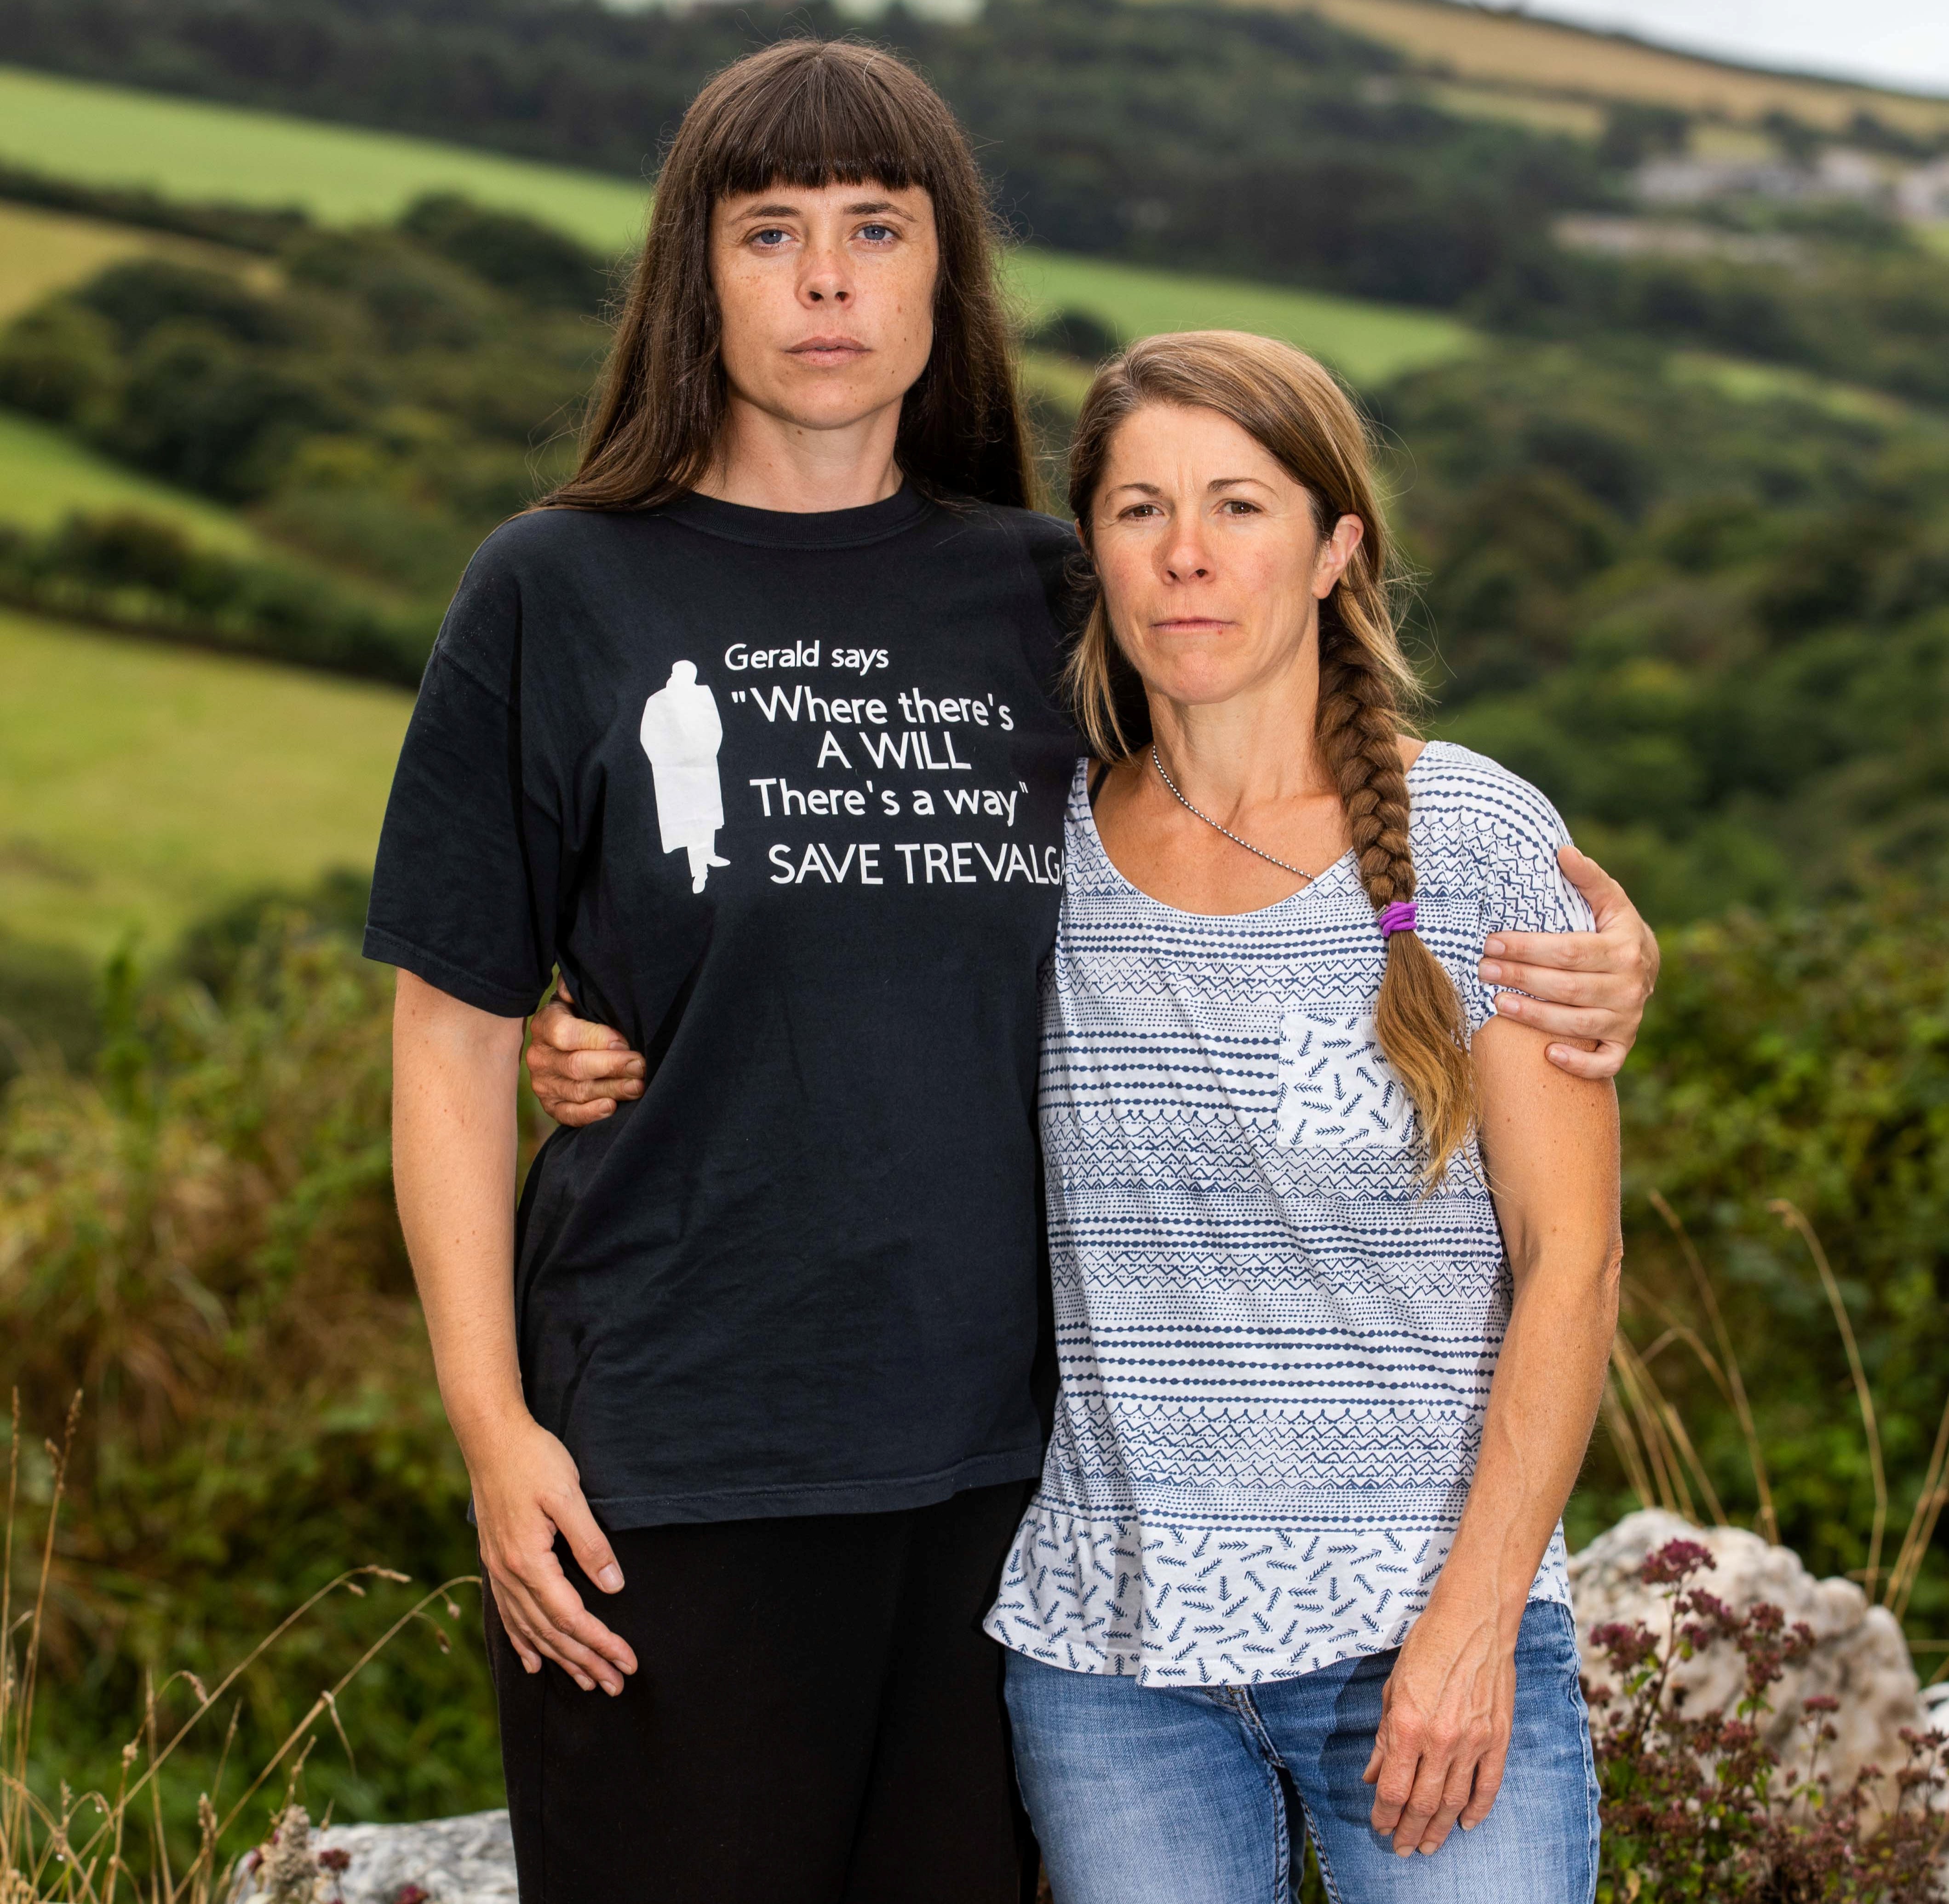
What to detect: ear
<box><xmin>1313</xmin><ymin>513</ymin><xmax>1365</xmax><ymax>600</ymax></box>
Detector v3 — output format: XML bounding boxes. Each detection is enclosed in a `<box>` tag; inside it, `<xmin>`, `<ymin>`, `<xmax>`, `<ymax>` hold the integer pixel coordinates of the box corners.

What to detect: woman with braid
<box><xmin>978</xmin><ymin>332</ymin><xmax>1618</xmax><ymax>1903</ymax></box>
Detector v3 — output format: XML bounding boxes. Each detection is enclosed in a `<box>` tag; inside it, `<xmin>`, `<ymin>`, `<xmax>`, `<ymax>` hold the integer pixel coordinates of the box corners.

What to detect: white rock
<box><xmin>238</xmin><ymin>1810</ymin><xmax>518</xmax><ymax>1904</ymax></box>
<box><xmin>1569</xmin><ymin>1509</ymin><xmax>1929</xmax><ymax>1801</ymax></box>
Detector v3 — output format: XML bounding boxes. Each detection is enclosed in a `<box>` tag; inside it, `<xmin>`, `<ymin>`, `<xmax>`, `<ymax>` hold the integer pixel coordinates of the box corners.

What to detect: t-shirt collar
<box><xmin>659</xmin><ymin>484</ymin><xmax>933</xmax><ymax>550</ymax></box>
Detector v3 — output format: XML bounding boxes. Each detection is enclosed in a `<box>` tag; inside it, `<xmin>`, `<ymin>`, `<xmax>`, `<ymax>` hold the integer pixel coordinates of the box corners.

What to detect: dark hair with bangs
<box><xmin>546</xmin><ymin>39</ymin><xmax>1034</xmax><ymax>513</ymax></box>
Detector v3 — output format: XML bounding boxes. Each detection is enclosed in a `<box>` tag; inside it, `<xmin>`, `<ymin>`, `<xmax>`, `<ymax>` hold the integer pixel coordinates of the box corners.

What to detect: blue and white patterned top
<box><xmin>983</xmin><ymin>742</ymin><xmax>1593</xmax><ymax>1686</ymax></box>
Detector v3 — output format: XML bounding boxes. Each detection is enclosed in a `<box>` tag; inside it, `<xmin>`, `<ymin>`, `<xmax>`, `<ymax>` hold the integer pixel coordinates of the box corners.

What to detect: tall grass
<box><xmin>1</xmin><ymin>1391</ymin><xmax>477</xmax><ymax>1903</ymax></box>
<box><xmin>1604</xmin><ymin>1195</ymin><xmax>1949</xmax><ymax>1632</ymax></box>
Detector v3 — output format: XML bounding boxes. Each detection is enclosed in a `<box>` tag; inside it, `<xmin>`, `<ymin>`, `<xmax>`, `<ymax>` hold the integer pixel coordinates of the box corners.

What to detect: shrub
<box><xmin>1589</xmin><ymin>1538</ymin><xmax>1949</xmax><ymax>1900</ymax></box>
<box><xmin>398</xmin><ymin>193</ymin><xmax>611</xmax><ymax>312</ymax></box>
<box><xmin>0</xmin><ymin>511</ymin><xmax>434</xmax><ymax>685</ymax></box>
<box><xmin>0</xmin><ymin>921</ymin><xmax>501</xmax><ymax>1855</ymax></box>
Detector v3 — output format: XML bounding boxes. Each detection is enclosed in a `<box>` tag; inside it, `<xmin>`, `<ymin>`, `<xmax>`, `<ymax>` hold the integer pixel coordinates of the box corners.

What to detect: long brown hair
<box><xmin>1066</xmin><ymin>331</ymin><xmax>1476</xmax><ymax>1183</ymax></box>
<box><xmin>546</xmin><ymin>38</ymin><xmax>1034</xmax><ymax>513</ymax></box>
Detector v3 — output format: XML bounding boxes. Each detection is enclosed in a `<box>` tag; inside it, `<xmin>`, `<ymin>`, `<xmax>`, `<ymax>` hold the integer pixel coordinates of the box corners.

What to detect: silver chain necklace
<box><xmin>1150</xmin><ymin>745</ymin><xmax>1316</xmax><ymax>884</ymax></box>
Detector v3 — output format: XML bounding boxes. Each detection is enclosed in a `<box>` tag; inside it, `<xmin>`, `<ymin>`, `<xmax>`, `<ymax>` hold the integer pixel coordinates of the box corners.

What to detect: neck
<box><xmin>695</xmin><ymin>390</ymin><xmax>906</xmax><ymax>513</ymax></box>
<box><xmin>1147</xmin><ymin>628</ymin><xmax>1334</xmax><ymax>812</ymax></box>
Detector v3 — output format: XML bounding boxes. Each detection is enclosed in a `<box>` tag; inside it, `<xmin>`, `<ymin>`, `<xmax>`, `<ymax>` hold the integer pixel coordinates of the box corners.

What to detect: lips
<box><xmin>788</xmin><ymin>337</ymin><xmax>869</xmax><ymax>360</ymax></box>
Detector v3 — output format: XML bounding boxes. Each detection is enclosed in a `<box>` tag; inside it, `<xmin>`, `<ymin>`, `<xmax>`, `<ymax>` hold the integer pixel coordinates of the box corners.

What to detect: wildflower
<box><xmin>1638</xmin><ymin>1537</ymin><xmax>1716</xmax><ymax>1585</ymax></box>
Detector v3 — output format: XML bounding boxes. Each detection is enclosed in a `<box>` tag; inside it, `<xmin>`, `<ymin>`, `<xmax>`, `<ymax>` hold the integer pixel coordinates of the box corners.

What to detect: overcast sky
<box><xmin>1508</xmin><ymin>1</ymin><xmax>1949</xmax><ymax>98</ymax></box>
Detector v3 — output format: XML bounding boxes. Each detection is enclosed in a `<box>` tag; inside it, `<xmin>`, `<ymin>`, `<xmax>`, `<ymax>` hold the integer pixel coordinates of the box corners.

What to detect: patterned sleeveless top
<box><xmin>983</xmin><ymin>743</ymin><xmax>1593</xmax><ymax>1686</ymax></box>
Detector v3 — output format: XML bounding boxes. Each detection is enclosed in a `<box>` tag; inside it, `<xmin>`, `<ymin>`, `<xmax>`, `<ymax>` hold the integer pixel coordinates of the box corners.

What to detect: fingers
<box><xmin>1481</xmin><ymin>927</ymin><xmax>1590</xmax><ymax>974</ymax></box>
<box><xmin>1487</xmin><ymin>993</ymin><xmax>1620</xmax><ymax>1042</ymax></box>
<box><xmin>524</xmin><ymin>1011</ymin><xmax>646</xmax><ymax>1129</ymax></box>
<box><xmin>1479</xmin><ymin>959</ymin><xmax>1607</xmax><ymax>1006</ymax></box>
<box><xmin>558</xmin><ymin>1047</ymin><xmax>647</xmax><ymax>1086</ymax></box>
<box><xmin>1556</xmin><ymin>843</ymin><xmax>1628</xmax><ymax>926</ymax></box>
<box><xmin>492</xmin><ymin>1548</ymin><xmax>636</xmax><ymax>1693</ymax></box>
<box><xmin>534</xmin><ymin>998</ymin><xmax>628</xmax><ymax>1055</ymax></box>
<box><xmin>1416</xmin><ymin>1757</ymin><xmax>1478</xmax><ymax>1856</ymax></box>
<box><xmin>552</xmin><ymin>1486</ymin><xmax>628</xmax><ymax>1598</ymax></box>
<box><xmin>549</xmin><ymin>1098</ymin><xmax>618</xmax><ymax>1127</ymax></box>
<box><xmin>527</xmin><ymin>1047</ymin><xmax>642</xmax><ymax>1092</ymax></box>
<box><xmin>1545</xmin><ymin>1039</ymin><xmax>1628</xmax><ymax>1081</ymax></box>
<box><xmin>1458</xmin><ymin>1736</ymin><xmax>1508</xmax><ymax>1832</ymax></box>
<box><xmin>1366</xmin><ymin>1715</ymin><xmax>1420</xmax><ymax>1839</ymax></box>
<box><xmin>491</xmin><ymin>1567</ymin><xmax>626</xmax><ymax>1694</ymax></box>
<box><xmin>1393</xmin><ymin>1750</ymin><xmax>1451</xmax><ymax>1856</ymax></box>
<box><xmin>492</xmin><ymin>1581</ymin><xmax>544</xmax><ymax>1675</ymax></box>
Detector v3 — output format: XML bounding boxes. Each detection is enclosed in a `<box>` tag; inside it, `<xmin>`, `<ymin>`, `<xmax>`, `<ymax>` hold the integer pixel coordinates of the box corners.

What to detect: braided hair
<box><xmin>1064</xmin><ymin>331</ymin><xmax>1476</xmax><ymax>1183</ymax></box>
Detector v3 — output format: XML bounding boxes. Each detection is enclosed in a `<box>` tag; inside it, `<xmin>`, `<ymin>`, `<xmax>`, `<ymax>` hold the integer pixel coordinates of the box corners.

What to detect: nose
<box><xmin>1161</xmin><ymin>524</ymin><xmax>1212</xmax><ymax>583</ymax></box>
<box><xmin>801</xmin><ymin>240</ymin><xmax>853</xmax><ymax>307</ymax></box>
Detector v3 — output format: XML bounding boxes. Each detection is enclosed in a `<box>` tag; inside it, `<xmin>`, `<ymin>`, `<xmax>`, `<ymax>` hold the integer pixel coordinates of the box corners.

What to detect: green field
<box><xmin>0</xmin><ymin>64</ymin><xmax>653</xmax><ymax>252</ymax></box>
<box><xmin>0</xmin><ymin>606</ymin><xmax>409</xmax><ymax>957</ymax></box>
<box><xmin>0</xmin><ymin>63</ymin><xmax>1474</xmax><ymax>380</ymax></box>
<box><xmin>1669</xmin><ymin>351</ymin><xmax>1938</xmax><ymax>430</ymax></box>
<box><xmin>1009</xmin><ymin>250</ymin><xmax>1474</xmax><ymax>384</ymax></box>
<box><xmin>0</xmin><ymin>409</ymin><xmax>264</xmax><ymax>549</ymax></box>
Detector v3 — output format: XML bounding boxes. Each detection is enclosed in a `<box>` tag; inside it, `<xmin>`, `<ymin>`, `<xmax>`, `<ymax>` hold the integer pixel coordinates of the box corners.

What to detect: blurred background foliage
<box><xmin>0</xmin><ymin>0</ymin><xmax>1946</xmax><ymax>1842</ymax></box>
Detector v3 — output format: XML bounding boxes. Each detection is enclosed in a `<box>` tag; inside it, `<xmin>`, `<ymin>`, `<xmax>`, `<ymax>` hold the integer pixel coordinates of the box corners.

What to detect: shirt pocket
<box><xmin>1271</xmin><ymin>1005</ymin><xmax>1415</xmax><ymax>1150</ymax></box>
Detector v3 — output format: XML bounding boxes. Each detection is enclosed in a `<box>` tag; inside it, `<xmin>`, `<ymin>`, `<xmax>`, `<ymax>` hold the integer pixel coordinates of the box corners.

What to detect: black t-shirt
<box><xmin>366</xmin><ymin>487</ymin><xmax>1084</xmax><ymax>1527</ymax></box>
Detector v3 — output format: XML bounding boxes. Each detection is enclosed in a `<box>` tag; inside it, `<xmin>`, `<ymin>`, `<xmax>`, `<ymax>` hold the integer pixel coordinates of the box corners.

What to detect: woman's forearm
<box><xmin>1429</xmin><ymin>1243</ymin><xmax>1619</xmax><ymax>1635</ymax></box>
<box><xmin>1429</xmin><ymin>1016</ymin><xmax>1622</xmax><ymax>1633</ymax></box>
<box><xmin>391</xmin><ymin>969</ymin><xmax>530</xmax><ymax>1465</ymax></box>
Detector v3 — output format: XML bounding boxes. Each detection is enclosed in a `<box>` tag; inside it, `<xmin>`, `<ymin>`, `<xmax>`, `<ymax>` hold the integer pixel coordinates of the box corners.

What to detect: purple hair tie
<box><xmin>1377</xmin><ymin>900</ymin><xmax>1418</xmax><ymax>938</ymax></box>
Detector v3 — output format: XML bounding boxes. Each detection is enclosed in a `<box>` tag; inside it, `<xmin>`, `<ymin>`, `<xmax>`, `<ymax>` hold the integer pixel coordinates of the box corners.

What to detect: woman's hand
<box><xmin>1363</xmin><ymin>1596</ymin><xmax>1517</xmax><ymax>1857</ymax></box>
<box><xmin>526</xmin><ymin>988</ymin><xmax>645</xmax><ymax>1126</ymax></box>
<box><xmin>470</xmin><ymin>1412</ymin><xmax>639</xmax><ymax>1696</ymax></box>
<box><xmin>1478</xmin><ymin>846</ymin><xmax>1659</xmax><ymax>1081</ymax></box>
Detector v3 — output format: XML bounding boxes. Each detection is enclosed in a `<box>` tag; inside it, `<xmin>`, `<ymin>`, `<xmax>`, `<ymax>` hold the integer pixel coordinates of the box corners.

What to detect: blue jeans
<box><xmin>1004</xmin><ymin>1599</ymin><xmax>1598</xmax><ymax>1904</ymax></box>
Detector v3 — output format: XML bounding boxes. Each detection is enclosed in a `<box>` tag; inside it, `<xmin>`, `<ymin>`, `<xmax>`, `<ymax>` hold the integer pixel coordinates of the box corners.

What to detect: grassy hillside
<box><xmin>0</xmin><ymin>409</ymin><xmax>263</xmax><ymax>548</ymax></box>
<box><xmin>0</xmin><ymin>63</ymin><xmax>651</xmax><ymax>252</ymax></box>
<box><xmin>0</xmin><ymin>63</ymin><xmax>1479</xmax><ymax>384</ymax></box>
<box><xmin>1011</xmin><ymin>250</ymin><xmax>1473</xmax><ymax>383</ymax></box>
<box><xmin>0</xmin><ymin>606</ymin><xmax>408</xmax><ymax>956</ymax></box>
<box><xmin>1291</xmin><ymin>0</ymin><xmax>1949</xmax><ymax>137</ymax></box>
<box><xmin>1</xmin><ymin>198</ymin><xmax>240</xmax><ymax>321</ymax></box>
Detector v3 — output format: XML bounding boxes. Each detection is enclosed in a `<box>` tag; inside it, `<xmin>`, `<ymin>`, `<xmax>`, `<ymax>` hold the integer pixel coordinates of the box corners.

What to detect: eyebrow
<box><xmin>1106</xmin><ymin>476</ymin><xmax>1270</xmax><ymax>496</ymax></box>
<box><xmin>734</xmin><ymin>199</ymin><xmax>908</xmax><ymax>219</ymax></box>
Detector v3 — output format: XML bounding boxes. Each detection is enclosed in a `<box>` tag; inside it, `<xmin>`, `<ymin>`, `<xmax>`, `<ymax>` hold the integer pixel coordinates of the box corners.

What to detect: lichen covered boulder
<box><xmin>240</xmin><ymin>1809</ymin><xmax>516</xmax><ymax>1904</ymax></box>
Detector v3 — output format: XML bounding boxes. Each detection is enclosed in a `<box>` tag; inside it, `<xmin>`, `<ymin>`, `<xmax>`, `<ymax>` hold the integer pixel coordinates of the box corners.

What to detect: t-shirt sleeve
<box><xmin>1461</xmin><ymin>771</ymin><xmax>1596</xmax><ymax>1035</ymax></box>
<box><xmin>362</xmin><ymin>551</ymin><xmax>557</xmax><ymax>1017</ymax></box>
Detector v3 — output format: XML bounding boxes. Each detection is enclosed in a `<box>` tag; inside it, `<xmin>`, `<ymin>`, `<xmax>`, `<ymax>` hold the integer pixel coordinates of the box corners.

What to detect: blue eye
<box><xmin>752</xmin><ymin>228</ymin><xmax>790</xmax><ymax>248</ymax></box>
<box><xmin>859</xmin><ymin>224</ymin><xmax>895</xmax><ymax>242</ymax></box>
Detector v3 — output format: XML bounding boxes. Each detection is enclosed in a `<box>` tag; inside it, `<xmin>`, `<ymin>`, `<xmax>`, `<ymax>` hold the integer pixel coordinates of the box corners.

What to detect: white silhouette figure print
<box><xmin>639</xmin><ymin>661</ymin><xmax>730</xmax><ymax>893</ymax></box>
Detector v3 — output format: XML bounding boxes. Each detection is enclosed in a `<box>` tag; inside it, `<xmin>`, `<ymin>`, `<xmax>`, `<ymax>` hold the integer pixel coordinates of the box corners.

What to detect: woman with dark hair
<box><xmin>370</xmin><ymin>37</ymin><xmax>1657</xmax><ymax>1904</ymax></box>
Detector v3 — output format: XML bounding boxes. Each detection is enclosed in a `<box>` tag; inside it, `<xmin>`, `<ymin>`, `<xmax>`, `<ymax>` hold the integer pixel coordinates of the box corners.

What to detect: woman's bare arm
<box><xmin>1363</xmin><ymin>1012</ymin><xmax>1622</xmax><ymax>1858</ymax></box>
<box><xmin>392</xmin><ymin>970</ymin><xmax>638</xmax><ymax>1695</ymax></box>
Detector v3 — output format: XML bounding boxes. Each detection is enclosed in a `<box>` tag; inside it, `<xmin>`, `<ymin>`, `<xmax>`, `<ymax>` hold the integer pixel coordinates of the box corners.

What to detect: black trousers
<box><xmin>484</xmin><ymin>1480</ymin><xmax>1039</xmax><ymax>1904</ymax></box>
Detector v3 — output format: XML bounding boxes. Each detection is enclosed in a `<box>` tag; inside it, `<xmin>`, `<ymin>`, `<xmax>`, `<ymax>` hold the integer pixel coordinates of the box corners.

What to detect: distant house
<box><xmin>1635</xmin><ymin>149</ymin><xmax>1888</xmax><ymax>207</ymax></box>
<box><xmin>1635</xmin><ymin>146</ymin><xmax>1949</xmax><ymax>225</ymax></box>
<box><xmin>1897</xmin><ymin>159</ymin><xmax>1949</xmax><ymax>222</ymax></box>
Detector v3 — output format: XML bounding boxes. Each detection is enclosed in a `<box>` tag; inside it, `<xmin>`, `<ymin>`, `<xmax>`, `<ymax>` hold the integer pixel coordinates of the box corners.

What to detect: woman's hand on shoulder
<box><xmin>527</xmin><ymin>988</ymin><xmax>645</xmax><ymax>1125</ymax></box>
<box><xmin>1478</xmin><ymin>846</ymin><xmax>1659</xmax><ymax>1081</ymax></box>
<box><xmin>469</xmin><ymin>1413</ymin><xmax>638</xmax><ymax>1695</ymax></box>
